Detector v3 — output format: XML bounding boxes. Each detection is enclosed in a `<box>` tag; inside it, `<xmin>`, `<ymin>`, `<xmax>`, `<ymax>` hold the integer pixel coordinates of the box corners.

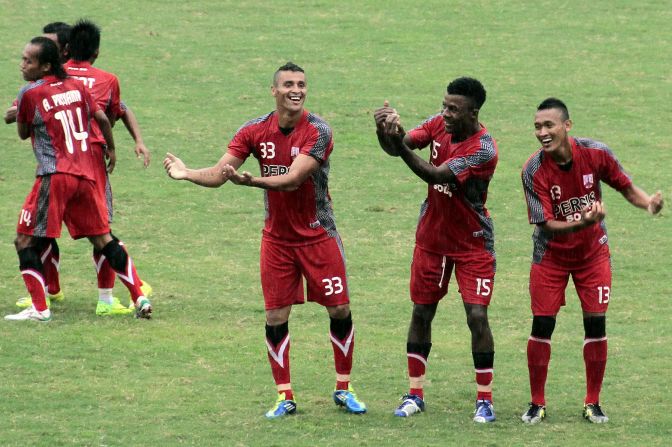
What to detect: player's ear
<box><xmin>564</xmin><ymin>119</ymin><xmax>573</xmax><ymax>132</ymax></box>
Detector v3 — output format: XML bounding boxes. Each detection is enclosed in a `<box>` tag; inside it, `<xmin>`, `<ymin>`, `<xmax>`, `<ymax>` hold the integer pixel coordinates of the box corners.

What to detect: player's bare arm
<box><xmin>17</xmin><ymin>119</ymin><xmax>31</xmax><ymax>139</ymax></box>
<box><xmin>378</xmin><ymin>113</ymin><xmax>456</xmax><ymax>185</ymax></box>
<box><xmin>4</xmin><ymin>105</ymin><xmax>17</xmax><ymax>124</ymax></box>
<box><xmin>539</xmin><ymin>201</ymin><xmax>606</xmax><ymax>235</ymax></box>
<box><xmin>223</xmin><ymin>153</ymin><xmax>319</xmax><ymax>191</ymax></box>
<box><xmin>620</xmin><ymin>184</ymin><xmax>664</xmax><ymax>215</ymax></box>
<box><xmin>94</xmin><ymin>109</ymin><xmax>116</xmax><ymax>174</ymax></box>
<box><xmin>164</xmin><ymin>152</ymin><xmax>243</xmax><ymax>187</ymax></box>
<box><xmin>120</xmin><ymin>106</ymin><xmax>151</xmax><ymax>168</ymax></box>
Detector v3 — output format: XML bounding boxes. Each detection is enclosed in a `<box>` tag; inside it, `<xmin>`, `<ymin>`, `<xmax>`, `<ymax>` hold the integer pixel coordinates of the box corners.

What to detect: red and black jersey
<box><xmin>227</xmin><ymin>110</ymin><xmax>337</xmax><ymax>245</ymax></box>
<box><xmin>522</xmin><ymin>136</ymin><xmax>632</xmax><ymax>267</ymax></box>
<box><xmin>17</xmin><ymin>75</ymin><xmax>98</xmax><ymax>180</ymax></box>
<box><xmin>407</xmin><ymin>114</ymin><xmax>498</xmax><ymax>256</ymax></box>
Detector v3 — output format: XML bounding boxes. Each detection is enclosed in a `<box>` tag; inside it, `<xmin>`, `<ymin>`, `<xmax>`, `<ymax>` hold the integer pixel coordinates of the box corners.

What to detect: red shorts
<box><xmin>260</xmin><ymin>236</ymin><xmax>350</xmax><ymax>310</ymax></box>
<box><xmin>529</xmin><ymin>257</ymin><xmax>612</xmax><ymax>316</ymax></box>
<box><xmin>91</xmin><ymin>143</ymin><xmax>113</xmax><ymax>223</ymax></box>
<box><xmin>17</xmin><ymin>173</ymin><xmax>110</xmax><ymax>239</ymax></box>
<box><xmin>410</xmin><ymin>245</ymin><xmax>495</xmax><ymax>306</ymax></box>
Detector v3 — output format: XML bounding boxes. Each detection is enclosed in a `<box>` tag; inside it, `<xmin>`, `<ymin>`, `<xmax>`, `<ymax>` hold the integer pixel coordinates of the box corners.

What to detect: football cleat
<box><xmin>333</xmin><ymin>386</ymin><xmax>367</xmax><ymax>414</ymax></box>
<box><xmin>134</xmin><ymin>297</ymin><xmax>152</xmax><ymax>319</ymax></box>
<box><xmin>129</xmin><ymin>281</ymin><xmax>153</xmax><ymax>309</ymax></box>
<box><xmin>16</xmin><ymin>290</ymin><xmax>64</xmax><ymax>308</ymax></box>
<box><xmin>96</xmin><ymin>297</ymin><xmax>134</xmax><ymax>316</ymax></box>
<box><xmin>521</xmin><ymin>402</ymin><xmax>546</xmax><ymax>424</ymax></box>
<box><xmin>473</xmin><ymin>399</ymin><xmax>496</xmax><ymax>423</ymax></box>
<box><xmin>5</xmin><ymin>306</ymin><xmax>52</xmax><ymax>322</ymax></box>
<box><xmin>265</xmin><ymin>392</ymin><xmax>297</xmax><ymax>419</ymax></box>
<box><xmin>394</xmin><ymin>394</ymin><xmax>425</xmax><ymax>417</ymax></box>
<box><xmin>583</xmin><ymin>403</ymin><xmax>609</xmax><ymax>423</ymax></box>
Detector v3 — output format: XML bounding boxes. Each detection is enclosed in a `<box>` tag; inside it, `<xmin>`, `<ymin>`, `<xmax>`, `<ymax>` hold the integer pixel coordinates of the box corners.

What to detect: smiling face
<box><xmin>534</xmin><ymin>107</ymin><xmax>572</xmax><ymax>155</ymax></box>
<box><xmin>441</xmin><ymin>93</ymin><xmax>477</xmax><ymax>141</ymax></box>
<box><xmin>272</xmin><ymin>70</ymin><xmax>306</xmax><ymax>114</ymax></box>
<box><xmin>20</xmin><ymin>43</ymin><xmax>48</xmax><ymax>82</ymax></box>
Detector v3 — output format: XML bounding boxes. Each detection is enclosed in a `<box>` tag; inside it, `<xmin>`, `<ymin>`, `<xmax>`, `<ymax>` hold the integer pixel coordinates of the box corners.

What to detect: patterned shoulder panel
<box><xmin>16</xmin><ymin>79</ymin><xmax>45</xmax><ymax>105</ymax></box>
<box><xmin>446</xmin><ymin>131</ymin><xmax>497</xmax><ymax>176</ymax></box>
<box><xmin>573</xmin><ymin>136</ymin><xmax>613</xmax><ymax>154</ymax></box>
<box><xmin>234</xmin><ymin>111</ymin><xmax>274</xmax><ymax>134</ymax></box>
<box><xmin>306</xmin><ymin>112</ymin><xmax>332</xmax><ymax>160</ymax></box>
<box><xmin>521</xmin><ymin>149</ymin><xmax>545</xmax><ymax>223</ymax></box>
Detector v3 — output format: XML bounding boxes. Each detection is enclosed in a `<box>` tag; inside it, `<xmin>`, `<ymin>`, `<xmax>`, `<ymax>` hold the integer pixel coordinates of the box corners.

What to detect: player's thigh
<box><xmin>529</xmin><ymin>261</ymin><xmax>570</xmax><ymax>316</ymax></box>
<box><xmin>410</xmin><ymin>246</ymin><xmax>453</xmax><ymax>305</ymax></box>
<box><xmin>299</xmin><ymin>236</ymin><xmax>350</xmax><ymax>306</ymax></box>
<box><xmin>454</xmin><ymin>252</ymin><xmax>495</xmax><ymax>306</ymax></box>
<box><xmin>260</xmin><ymin>240</ymin><xmax>303</xmax><ymax>310</ymax></box>
<box><xmin>572</xmin><ymin>258</ymin><xmax>612</xmax><ymax>313</ymax></box>
<box><xmin>64</xmin><ymin>178</ymin><xmax>109</xmax><ymax>239</ymax></box>
<box><xmin>17</xmin><ymin>175</ymin><xmax>67</xmax><ymax>238</ymax></box>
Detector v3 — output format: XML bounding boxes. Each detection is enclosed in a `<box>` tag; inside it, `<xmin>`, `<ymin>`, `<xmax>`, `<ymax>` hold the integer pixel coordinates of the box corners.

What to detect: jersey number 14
<box><xmin>54</xmin><ymin>107</ymin><xmax>89</xmax><ymax>154</ymax></box>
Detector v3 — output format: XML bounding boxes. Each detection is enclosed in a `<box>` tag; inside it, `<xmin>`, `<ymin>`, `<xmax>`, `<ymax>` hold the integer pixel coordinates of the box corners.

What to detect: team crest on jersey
<box><xmin>583</xmin><ymin>174</ymin><xmax>594</xmax><ymax>189</ymax></box>
<box><xmin>291</xmin><ymin>146</ymin><xmax>300</xmax><ymax>158</ymax></box>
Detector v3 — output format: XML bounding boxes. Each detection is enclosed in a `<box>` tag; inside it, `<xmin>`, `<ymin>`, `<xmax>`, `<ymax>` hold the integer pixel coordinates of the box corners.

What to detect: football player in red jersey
<box><xmin>5</xmin><ymin>37</ymin><xmax>152</xmax><ymax>322</ymax></box>
<box><xmin>375</xmin><ymin>77</ymin><xmax>498</xmax><ymax>422</ymax></box>
<box><xmin>520</xmin><ymin>98</ymin><xmax>663</xmax><ymax>424</ymax></box>
<box><xmin>163</xmin><ymin>62</ymin><xmax>366</xmax><ymax>418</ymax></box>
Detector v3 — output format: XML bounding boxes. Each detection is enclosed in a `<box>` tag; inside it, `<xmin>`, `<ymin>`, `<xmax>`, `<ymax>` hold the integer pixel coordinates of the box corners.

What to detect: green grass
<box><xmin>1</xmin><ymin>0</ymin><xmax>671</xmax><ymax>445</ymax></box>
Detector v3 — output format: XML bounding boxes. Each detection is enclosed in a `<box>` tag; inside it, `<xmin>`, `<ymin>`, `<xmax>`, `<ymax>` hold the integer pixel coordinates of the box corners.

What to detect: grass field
<box><xmin>1</xmin><ymin>1</ymin><xmax>670</xmax><ymax>445</ymax></box>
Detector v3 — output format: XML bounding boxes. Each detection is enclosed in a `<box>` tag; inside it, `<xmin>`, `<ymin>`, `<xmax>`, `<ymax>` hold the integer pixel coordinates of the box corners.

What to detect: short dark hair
<box><xmin>42</xmin><ymin>22</ymin><xmax>71</xmax><ymax>50</ymax></box>
<box><xmin>69</xmin><ymin>19</ymin><xmax>101</xmax><ymax>62</ymax></box>
<box><xmin>537</xmin><ymin>97</ymin><xmax>570</xmax><ymax>120</ymax></box>
<box><xmin>31</xmin><ymin>36</ymin><xmax>67</xmax><ymax>79</ymax></box>
<box><xmin>447</xmin><ymin>77</ymin><xmax>486</xmax><ymax>109</ymax></box>
<box><xmin>273</xmin><ymin>61</ymin><xmax>304</xmax><ymax>85</ymax></box>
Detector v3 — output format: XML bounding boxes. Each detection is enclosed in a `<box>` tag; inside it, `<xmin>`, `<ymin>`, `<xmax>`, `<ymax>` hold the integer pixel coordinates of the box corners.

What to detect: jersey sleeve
<box><xmin>522</xmin><ymin>155</ymin><xmax>553</xmax><ymax>224</ymax></box>
<box><xmin>406</xmin><ymin>114</ymin><xmax>439</xmax><ymax>149</ymax></box>
<box><xmin>106</xmin><ymin>77</ymin><xmax>125</xmax><ymax>120</ymax></box>
<box><xmin>226</xmin><ymin>123</ymin><xmax>254</xmax><ymax>161</ymax></box>
<box><xmin>16</xmin><ymin>84</ymin><xmax>36</xmax><ymax>124</ymax></box>
<box><xmin>303</xmin><ymin>119</ymin><xmax>333</xmax><ymax>162</ymax></box>
<box><xmin>445</xmin><ymin>135</ymin><xmax>497</xmax><ymax>184</ymax></box>
<box><xmin>599</xmin><ymin>145</ymin><xmax>632</xmax><ymax>191</ymax></box>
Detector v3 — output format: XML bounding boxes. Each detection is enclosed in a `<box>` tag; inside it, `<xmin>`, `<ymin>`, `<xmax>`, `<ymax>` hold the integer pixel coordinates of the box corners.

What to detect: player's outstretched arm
<box><xmin>223</xmin><ymin>153</ymin><xmax>319</xmax><ymax>192</ymax></box>
<box><xmin>120</xmin><ymin>106</ymin><xmax>150</xmax><ymax>168</ymax></box>
<box><xmin>620</xmin><ymin>184</ymin><xmax>664</xmax><ymax>215</ymax></box>
<box><xmin>164</xmin><ymin>152</ymin><xmax>244</xmax><ymax>188</ymax></box>
<box><xmin>94</xmin><ymin>110</ymin><xmax>116</xmax><ymax>174</ymax></box>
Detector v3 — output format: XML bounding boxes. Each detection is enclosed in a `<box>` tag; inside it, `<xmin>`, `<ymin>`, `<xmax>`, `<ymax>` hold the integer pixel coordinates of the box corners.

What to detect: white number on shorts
<box><xmin>19</xmin><ymin>209</ymin><xmax>32</xmax><ymax>227</ymax></box>
<box><xmin>476</xmin><ymin>278</ymin><xmax>492</xmax><ymax>296</ymax></box>
<box><xmin>322</xmin><ymin>277</ymin><xmax>344</xmax><ymax>296</ymax></box>
<box><xmin>54</xmin><ymin>107</ymin><xmax>89</xmax><ymax>154</ymax></box>
<box><xmin>260</xmin><ymin>142</ymin><xmax>276</xmax><ymax>159</ymax></box>
<box><xmin>598</xmin><ymin>286</ymin><xmax>610</xmax><ymax>304</ymax></box>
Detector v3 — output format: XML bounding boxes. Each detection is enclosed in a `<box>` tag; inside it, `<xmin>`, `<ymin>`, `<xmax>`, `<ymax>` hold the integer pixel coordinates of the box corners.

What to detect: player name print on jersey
<box><xmin>553</xmin><ymin>191</ymin><xmax>596</xmax><ymax>221</ymax></box>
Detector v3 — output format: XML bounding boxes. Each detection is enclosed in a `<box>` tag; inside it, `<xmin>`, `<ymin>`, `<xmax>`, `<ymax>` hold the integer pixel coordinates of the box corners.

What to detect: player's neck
<box><xmin>550</xmin><ymin>140</ymin><xmax>573</xmax><ymax>165</ymax></box>
<box><xmin>276</xmin><ymin>108</ymin><xmax>303</xmax><ymax>129</ymax></box>
<box><xmin>452</xmin><ymin>122</ymin><xmax>481</xmax><ymax>143</ymax></box>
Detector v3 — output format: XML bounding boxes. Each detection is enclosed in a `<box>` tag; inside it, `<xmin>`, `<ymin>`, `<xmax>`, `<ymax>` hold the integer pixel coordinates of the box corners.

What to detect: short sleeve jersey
<box><xmin>64</xmin><ymin>60</ymin><xmax>124</xmax><ymax>145</ymax></box>
<box><xmin>227</xmin><ymin>110</ymin><xmax>337</xmax><ymax>245</ymax></box>
<box><xmin>16</xmin><ymin>75</ymin><xmax>98</xmax><ymax>180</ymax></box>
<box><xmin>521</xmin><ymin>137</ymin><xmax>632</xmax><ymax>267</ymax></box>
<box><xmin>407</xmin><ymin>114</ymin><xmax>498</xmax><ymax>256</ymax></box>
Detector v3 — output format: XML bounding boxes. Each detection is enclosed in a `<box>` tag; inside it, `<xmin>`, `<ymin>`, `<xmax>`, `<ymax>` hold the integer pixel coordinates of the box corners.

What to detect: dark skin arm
<box><xmin>377</xmin><ymin>108</ymin><xmax>456</xmax><ymax>185</ymax></box>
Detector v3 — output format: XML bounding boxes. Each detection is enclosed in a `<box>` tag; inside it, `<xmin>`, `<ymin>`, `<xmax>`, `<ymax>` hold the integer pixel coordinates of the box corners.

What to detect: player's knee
<box><xmin>465</xmin><ymin>305</ymin><xmax>489</xmax><ymax>332</ymax></box>
<box><xmin>583</xmin><ymin>316</ymin><xmax>606</xmax><ymax>338</ymax></box>
<box><xmin>327</xmin><ymin>304</ymin><xmax>350</xmax><ymax>320</ymax></box>
<box><xmin>101</xmin><ymin>239</ymin><xmax>127</xmax><ymax>272</ymax></box>
<box><xmin>531</xmin><ymin>315</ymin><xmax>556</xmax><ymax>339</ymax></box>
<box><xmin>18</xmin><ymin>246</ymin><xmax>42</xmax><ymax>271</ymax></box>
<box><xmin>412</xmin><ymin>303</ymin><xmax>437</xmax><ymax>324</ymax></box>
